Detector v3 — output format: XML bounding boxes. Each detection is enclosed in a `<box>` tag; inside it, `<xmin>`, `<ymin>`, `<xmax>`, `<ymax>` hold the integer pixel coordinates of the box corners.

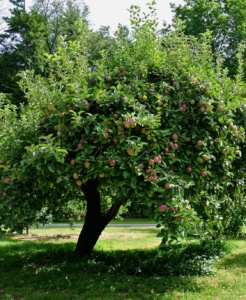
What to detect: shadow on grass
<box><xmin>0</xmin><ymin>239</ymin><xmax>235</xmax><ymax>299</ymax></box>
<box><xmin>0</xmin><ymin>238</ymin><xmax>228</xmax><ymax>276</ymax></box>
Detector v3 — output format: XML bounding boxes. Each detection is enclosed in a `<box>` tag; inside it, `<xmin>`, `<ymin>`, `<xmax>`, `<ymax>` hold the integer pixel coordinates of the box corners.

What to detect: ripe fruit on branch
<box><xmin>109</xmin><ymin>160</ymin><xmax>116</xmax><ymax>166</ymax></box>
<box><xmin>165</xmin><ymin>183</ymin><xmax>171</xmax><ymax>189</ymax></box>
<box><xmin>159</xmin><ymin>204</ymin><xmax>168</xmax><ymax>212</ymax></box>
<box><xmin>174</xmin><ymin>215</ymin><xmax>179</xmax><ymax>220</ymax></box>
<box><xmin>73</xmin><ymin>173</ymin><xmax>79</xmax><ymax>179</ymax></box>
<box><xmin>129</xmin><ymin>118</ymin><xmax>136</xmax><ymax>128</ymax></box>
<box><xmin>203</xmin><ymin>155</ymin><xmax>209</xmax><ymax>161</ymax></box>
<box><xmin>47</xmin><ymin>103</ymin><xmax>54</xmax><ymax>111</ymax></box>
<box><xmin>190</xmin><ymin>99</ymin><xmax>195</xmax><ymax>105</ymax></box>
<box><xmin>201</xmin><ymin>171</ymin><xmax>207</xmax><ymax>177</ymax></box>
<box><xmin>123</xmin><ymin>121</ymin><xmax>130</xmax><ymax>128</ymax></box>
<box><xmin>84</xmin><ymin>162</ymin><xmax>90</xmax><ymax>169</ymax></box>
<box><xmin>197</xmin><ymin>140</ymin><xmax>203</xmax><ymax>146</ymax></box>
<box><xmin>4</xmin><ymin>178</ymin><xmax>10</xmax><ymax>184</ymax></box>
<box><xmin>127</xmin><ymin>149</ymin><xmax>135</xmax><ymax>156</ymax></box>
<box><xmin>58</xmin><ymin>112</ymin><xmax>65</xmax><ymax>117</ymax></box>
<box><xmin>76</xmin><ymin>180</ymin><xmax>82</xmax><ymax>186</ymax></box>
<box><xmin>113</xmin><ymin>138</ymin><xmax>118</xmax><ymax>144</ymax></box>
<box><xmin>2</xmin><ymin>192</ymin><xmax>7</xmax><ymax>197</ymax></box>
<box><xmin>186</xmin><ymin>167</ymin><xmax>192</xmax><ymax>173</ymax></box>
<box><xmin>71</xmin><ymin>159</ymin><xmax>76</xmax><ymax>165</ymax></box>
<box><xmin>103</xmin><ymin>132</ymin><xmax>110</xmax><ymax>139</ymax></box>
<box><xmin>148</xmin><ymin>159</ymin><xmax>154</xmax><ymax>165</ymax></box>
<box><xmin>173</xmin><ymin>143</ymin><xmax>179</xmax><ymax>149</ymax></box>
<box><xmin>172</xmin><ymin>134</ymin><xmax>178</xmax><ymax>140</ymax></box>
<box><xmin>0</xmin><ymin>160</ymin><xmax>3</xmax><ymax>164</ymax></box>
<box><xmin>36</xmin><ymin>125</ymin><xmax>41</xmax><ymax>130</ymax></box>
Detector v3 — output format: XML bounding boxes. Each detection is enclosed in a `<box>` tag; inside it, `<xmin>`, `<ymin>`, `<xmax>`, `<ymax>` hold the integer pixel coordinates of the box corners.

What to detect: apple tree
<box><xmin>0</xmin><ymin>4</ymin><xmax>246</xmax><ymax>257</ymax></box>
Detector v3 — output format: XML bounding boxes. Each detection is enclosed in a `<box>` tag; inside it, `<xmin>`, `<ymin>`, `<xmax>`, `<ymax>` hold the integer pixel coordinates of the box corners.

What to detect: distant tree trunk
<box><xmin>26</xmin><ymin>225</ymin><xmax>30</xmax><ymax>236</ymax></box>
<box><xmin>74</xmin><ymin>179</ymin><xmax>122</xmax><ymax>257</ymax></box>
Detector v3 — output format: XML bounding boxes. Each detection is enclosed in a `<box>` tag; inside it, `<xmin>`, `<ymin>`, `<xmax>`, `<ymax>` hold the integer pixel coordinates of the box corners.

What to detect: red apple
<box><xmin>173</xmin><ymin>143</ymin><xmax>179</xmax><ymax>149</ymax></box>
<box><xmin>76</xmin><ymin>180</ymin><xmax>82</xmax><ymax>186</ymax></box>
<box><xmin>159</xmin><ymin>204</ymin><xmax>168</xmax><ymax>212</ymax></box>
<box><xmin>109</xmin><ymin>160</ymin><xmax>116</xmax><ymax>166</ymax></box>
<box><xmin>4</xmin><ymin>178</ymin><xmax>10</xmax><ymax>184</ymax></box>
<box><xmin>201</xmin><ymin>171</ymin><xmax>207</xmax><ymax>177</ymax></box>
<box><xmin>2</xmin><ymin>192</ymin><xmax>7</xmax><ymax>197</ymax></box>
<box><xmin>84</xmin><ymin>162</ymin><xmax>90</xmax><ymax>169</ymax></box>
<box><xmin>172</xmin><ymin>134</ymin><xmax>178</xmax><ymax>140</ymax></box>
<box><xmin>123</xmin><ymin>121</ymin><xmax>130</xmax><ymax>128</ymax></box>
<box><xmin>186</xmin><ymin>167</ymin><xmax>192</xmax><ymax>173</ymax></box>
<box><xmin>165</xmin><ymin>183</ymin><xmax>171</xmax><ymax>189</ymax></box>
<box><xmin>148</xmin><ymin>159</ymin><xmax>154</xmax><ymax>165</ymax></box>
<box><xmin>197</xmin><ymin>140</ymin><xmax>203</xmax><ymax>146</ymax></box>
<box><xmin>113</xmin><ymin>138</ymin><xmax>118</xmax><ymax>144</ymax></box>
<box><xmin>127</xmin><ymin>149</ymin><xmax>134</xmax><ymax>156</ymax></box>
<box><xmin>129</xmin><ymin>118</ymin><xmax>136</xmax><ymax>128</ymax></box>
<box><xmin>71</xmin><ymin>159</ymin><xmax>76</xmax><ymax>165</ymax></box>
<box><xmin>103</xmin><ymin>132</ymin><xmax>109</xmax><ymax>139</ymax></box>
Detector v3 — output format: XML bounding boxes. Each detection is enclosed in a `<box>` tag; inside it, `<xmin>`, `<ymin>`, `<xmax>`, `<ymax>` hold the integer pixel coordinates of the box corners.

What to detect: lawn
<box><xmin>1</xmin><ymin>226</ymin><xmax>246</xmax><ymax>300</ymax></box>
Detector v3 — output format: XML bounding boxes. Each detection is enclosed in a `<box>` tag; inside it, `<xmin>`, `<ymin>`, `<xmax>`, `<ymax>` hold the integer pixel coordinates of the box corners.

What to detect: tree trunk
<box><xmin>74</xmin><ymin>179</ymin><xmax>122</xmax><ymax>257</ymax></box>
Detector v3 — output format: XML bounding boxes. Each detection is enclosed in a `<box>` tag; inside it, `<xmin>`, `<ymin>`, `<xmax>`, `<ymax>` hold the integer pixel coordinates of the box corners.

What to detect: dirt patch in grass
<box><xmin>11</xmin><ymin>233</ymin><xmax>79</xmax><ymax>241</ymax></box>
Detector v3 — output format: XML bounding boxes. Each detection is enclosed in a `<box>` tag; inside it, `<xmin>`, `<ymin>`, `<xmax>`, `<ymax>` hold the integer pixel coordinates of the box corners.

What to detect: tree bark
<box><xmin>74</xmin><ymin>179</ymin><xmax>122</xmax><ymax>257</ymax></box>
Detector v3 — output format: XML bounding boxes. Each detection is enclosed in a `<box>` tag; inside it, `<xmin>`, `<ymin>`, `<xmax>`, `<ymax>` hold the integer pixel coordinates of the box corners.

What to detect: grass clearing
<box><xmin>0</xmin><ymin>226</ymin><xmax>246</xmax><ymax>299</ymax></box>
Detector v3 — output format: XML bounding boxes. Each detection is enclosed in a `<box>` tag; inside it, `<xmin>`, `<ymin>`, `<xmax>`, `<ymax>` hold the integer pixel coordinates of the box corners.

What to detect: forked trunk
<box><xmin>75</xmin><ymin>179</ymin><xmax>122</xmax><ymax>257</ymax></box>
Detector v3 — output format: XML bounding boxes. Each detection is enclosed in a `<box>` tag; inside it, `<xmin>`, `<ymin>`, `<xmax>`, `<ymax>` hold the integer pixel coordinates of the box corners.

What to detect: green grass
<box><xmin>1</xmin><ymin>226</ymin><xmax>246</xmax><ymax>299</ymax></box>
<box><xmin>52</xmin><ymin>217</ymin><xmax>156</xmax><ymax>225</ymax></box>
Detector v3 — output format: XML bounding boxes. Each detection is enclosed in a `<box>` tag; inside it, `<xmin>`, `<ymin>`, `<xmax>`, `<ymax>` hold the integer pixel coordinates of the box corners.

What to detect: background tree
<box><xmin>1</xmin><ymin>4</ymin><xmax>246</xmax><ymax>258</ymax></box>
<box><xmin>171</xmin><ymin>0</ymin><xmax>246</xmax><ymax>78</ymax></box>
<box><xmin>0</xmin><ymin>0</ymin><xmax>90</xmax><ymax>104</ymax></box>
